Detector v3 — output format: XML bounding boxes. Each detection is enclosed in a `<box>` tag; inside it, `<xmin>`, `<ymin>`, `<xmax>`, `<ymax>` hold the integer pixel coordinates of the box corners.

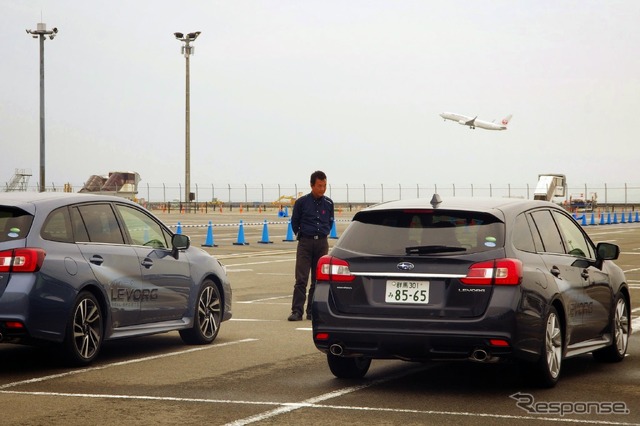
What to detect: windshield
<box><xmin>0</xmin><ymin>207</ymin><xmax>34</xmax><ymax>242</ymax></box>
<box><xmin>338</xmin><ymin>208</ymin><xmax>504</xmax><ymax>256</ymax></box>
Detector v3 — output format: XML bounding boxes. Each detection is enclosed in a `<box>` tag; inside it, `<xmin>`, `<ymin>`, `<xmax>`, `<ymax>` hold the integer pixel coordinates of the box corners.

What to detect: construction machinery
<box><xmin>533</xmin><ymin>174</ymin><xmax>566</xmax><ymax>201</ymax></box>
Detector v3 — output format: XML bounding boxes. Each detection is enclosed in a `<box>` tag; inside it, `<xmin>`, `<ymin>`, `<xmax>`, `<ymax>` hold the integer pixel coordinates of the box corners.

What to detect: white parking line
<box><xmin>0</xmin><ymin>338</ymin><xmax>257</xmax><ymax>390</ymax></box>
<box><xmin>0</xmin><ymin>389</ymin><xmax>635</xmax><ymax>426</ymax></box>
<box><xmin>225</xmin><ymin>258</ymin><xmax>295</xmax><ymax>267</ymax></box>
<box><xmin>221</xmin><ymin>364</ymin><xmax>637</xmax><ymax>426</ymax></box>
<box><xmin>216</xmin><ymin>250</ymin><xmax>297</xmax><ymax>260</ymax></box>
<box><xmin>224</xmin><ymin>366</ymin><xmax>424</xmax><ymax>426</ymax></box>
<box><xmin>237</xmin><ymin>296</ymin><xmax>289</xmax><ymax>304</ymax></box>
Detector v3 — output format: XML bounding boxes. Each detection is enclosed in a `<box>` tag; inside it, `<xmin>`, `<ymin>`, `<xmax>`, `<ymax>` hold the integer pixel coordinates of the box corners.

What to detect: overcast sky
<box><xmin>2</xmin><ymin>1</ymin><xmax>639</xmax><ymax>196</ymax></box>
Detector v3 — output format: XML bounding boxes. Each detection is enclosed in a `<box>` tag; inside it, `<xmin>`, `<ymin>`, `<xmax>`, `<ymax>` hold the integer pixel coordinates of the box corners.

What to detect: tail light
<box><xmin>460</xmin><ymin>258</ymin><xmax>522</xmax><ymax>285</ymax></box>
<box><xmin>0</xmin><ymin>248</ymin><xmax>46</xmax><ymax>273</ymax></box>
<box><xmin>316</xmin><ymin>255</ymin><xmax>354</xmax><ymax>282</ymax></box>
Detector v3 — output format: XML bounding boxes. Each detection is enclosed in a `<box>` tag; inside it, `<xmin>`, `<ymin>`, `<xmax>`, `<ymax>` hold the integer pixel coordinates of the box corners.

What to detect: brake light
<box><xmin>0</xmin><ymin>248</ymin><xmax>46</xmax><ymax>273</ymax></box>
<box><xmin>460</xmin><ymin>258</ymin><xmax>522</xmax><ymax>285</ymax></box>
<box><xmin>316</xmin><ymin>255</ymin><xmax>354</xmax><ymax>282</ymax></box>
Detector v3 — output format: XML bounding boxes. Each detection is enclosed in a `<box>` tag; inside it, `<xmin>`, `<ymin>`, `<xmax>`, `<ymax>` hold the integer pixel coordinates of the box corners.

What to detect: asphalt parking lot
<box><xmin>1</xmin><ymin>209</ymin><xmax>639</xmax><ymax>425</ymax></box>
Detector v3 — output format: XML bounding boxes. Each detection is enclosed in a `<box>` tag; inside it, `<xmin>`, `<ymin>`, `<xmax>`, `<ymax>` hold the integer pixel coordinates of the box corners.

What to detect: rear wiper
<box><xmin>405</xmin><ymin>245</ymin><xmax>467</xmax><ymax>254</ymax></box>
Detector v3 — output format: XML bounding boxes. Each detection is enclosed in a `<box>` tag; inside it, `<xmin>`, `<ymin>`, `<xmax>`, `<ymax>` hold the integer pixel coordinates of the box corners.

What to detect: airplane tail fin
<box><xmin>500</xmin><ymin>114</ymin><xmax>513</xmax><ymax>126</ymax></box>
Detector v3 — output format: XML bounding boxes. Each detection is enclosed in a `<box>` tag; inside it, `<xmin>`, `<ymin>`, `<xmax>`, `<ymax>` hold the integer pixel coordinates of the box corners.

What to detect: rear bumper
<box><xmin>0</xmin><ymin>273</ymin><xmax>73</xmax><ymax>343</ymax></box>
<box><xmin>312</xmin><ymin>285</ymin><xmax>542</xmax><ymax>363</ymax></box>
<box><xmin>313</xmin><ymin>327</ymin><xmax>514</xmax><ymax>361</ymax></box>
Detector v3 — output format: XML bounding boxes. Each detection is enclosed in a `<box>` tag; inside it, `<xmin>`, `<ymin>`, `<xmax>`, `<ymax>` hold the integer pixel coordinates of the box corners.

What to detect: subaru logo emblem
<box><xmin>397</xmin><ymin>262</ymin><xmax>415</xmax><ymax>271</ymax></box>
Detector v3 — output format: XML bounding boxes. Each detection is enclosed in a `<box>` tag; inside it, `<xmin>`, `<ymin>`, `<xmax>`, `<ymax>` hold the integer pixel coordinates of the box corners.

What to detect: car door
<box><xmin>551</xmin><ymin>210</ymin><xmax>612</xmax><ymax>341</ymax></box>
<box><xmin>528</xmin><ymin>209</ymin><xmax>588</xmax><ymax>346</ymax></box>
<box><xmin>114</xmin><ymin>204</ymin><xmax>191</xmax><ymax>323</ymax></box>
<box><xmin>72</xmin><ymin>203</ymin><xmax>143</xmax><ymax>327</ymax></box>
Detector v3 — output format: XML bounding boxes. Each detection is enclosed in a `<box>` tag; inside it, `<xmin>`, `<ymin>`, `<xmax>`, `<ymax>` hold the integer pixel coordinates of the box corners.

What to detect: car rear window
<box><xmin>0</xmin><ymin>207</ymin><xmax>34</xmax><ymax>242</ymax></box>
<box><xmin>338</xmin><ymin>209</ymin><xmax>504</xmax><ymax>255</ymax></box>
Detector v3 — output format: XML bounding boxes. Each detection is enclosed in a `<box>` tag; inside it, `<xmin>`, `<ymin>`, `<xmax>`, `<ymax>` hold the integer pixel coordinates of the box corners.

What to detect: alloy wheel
<box><xmin>613</xmin><ymin>297</ymin><xmax>630</xmax><ymax>356</ymax></box>
<box><xmin>72</xmin><ymin>296</ymin><xmax>102</xmax><ymax>361</ymax></box>
<box><xmin>545</xmin><ymin>311</ymin><xmax>562</xmax><ymax>379</ymax></box>
<box><xmin>198</xmin><ymin>285</ymin><xmax>221</xmax><ymax>339</ymax></box>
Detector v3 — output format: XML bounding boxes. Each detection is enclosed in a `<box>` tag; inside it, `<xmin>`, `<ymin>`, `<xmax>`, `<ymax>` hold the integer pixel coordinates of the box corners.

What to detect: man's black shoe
<box><xmin>288</xmin><ymin>312</ymin><xmax>302</xmax><ymax>321</ymax></box>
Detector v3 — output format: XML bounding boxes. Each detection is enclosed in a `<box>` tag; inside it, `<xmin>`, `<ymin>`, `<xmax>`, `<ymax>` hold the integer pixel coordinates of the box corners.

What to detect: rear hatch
<box><xmin>0</xmin><ymin>206</ymin><xmax>35</xmax><ymax>297</ymax></box>
<box><xmin>323</xmin><ymin>208</ymin><xmax>507</xmax><ymax>319</ymax></box>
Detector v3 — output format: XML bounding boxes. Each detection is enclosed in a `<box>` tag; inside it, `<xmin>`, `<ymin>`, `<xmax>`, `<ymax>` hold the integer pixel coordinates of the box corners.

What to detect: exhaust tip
<box><xmin>470</xmin><ymin>349</ymin><xmax>489</xmax><ymax>362</ymax></box>
<box><xmin>329</xmin><ymin>344</ymin><xmax>344</xmax><ymax>356</ymax></box>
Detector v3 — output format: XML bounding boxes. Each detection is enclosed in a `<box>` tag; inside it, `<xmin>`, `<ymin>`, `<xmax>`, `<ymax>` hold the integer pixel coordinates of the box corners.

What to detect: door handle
<box><xmin>550</xmin><ymin>266</ymin><xmax>561</xmax><ymax>277</ymax></box>
<box><xmin>90</xmin><ymin>255</ymin><xmax>104</xmax><ymax>266</ymax></box>
<box><xmin>141</xmin><ymin>258</ymin><xmax>153</xmax><ymax>269</ymax></box>
<box><xmin>581</xmin><ymin>270</ymin><xmax>589</xmax><ymax>280</ymax></box>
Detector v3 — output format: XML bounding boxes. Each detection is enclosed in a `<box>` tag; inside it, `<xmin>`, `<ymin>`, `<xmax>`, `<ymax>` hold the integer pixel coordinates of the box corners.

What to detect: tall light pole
<box><xmin>26</xmin><ymin>23</ymin><xmax>58</xmax><ymax>192</ymax></box>
<box><xmin>174</xmin><ymin>31</ymin><xmax>201</xmax><ymax>208</ymax></box>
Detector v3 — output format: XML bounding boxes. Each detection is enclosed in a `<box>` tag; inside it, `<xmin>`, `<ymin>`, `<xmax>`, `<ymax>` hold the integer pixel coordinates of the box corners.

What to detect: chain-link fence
<box><xmin>6</xmin><ymin>182</ymin><xmax>640</xmax><ymax>208</ymax></box>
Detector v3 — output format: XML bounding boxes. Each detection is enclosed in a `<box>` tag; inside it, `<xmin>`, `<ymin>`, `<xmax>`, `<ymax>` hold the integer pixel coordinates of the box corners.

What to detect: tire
<box><xmin>593</xmin><ymin>293</ymin><xmax>630</xmax><ymax>362</ymax></box>
<box><xmin>180</xmin><ymin>280</ymin><xmax>222</xmax><ymax>345</ymax></box>
<box><xmin>326</xmin><ymin>353</ymin><xmax>371</xmax><ymax>379</ymax></box>
<box><xmin>526</xmin><ymin>306</ymin><xmax>563</xmax><ymax>388</ymax></box>
<box><xmin>62</xmin><ymin>291</ymin><xmax>103</xmax><ymax>366</ymax></box>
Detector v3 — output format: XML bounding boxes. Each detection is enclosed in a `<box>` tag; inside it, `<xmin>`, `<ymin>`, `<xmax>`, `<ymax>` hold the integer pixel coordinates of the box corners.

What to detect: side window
<box><xmin>76</xmin><ymin>204</ymin><xmax>125</xmax><ymax>244</ymax></box>
<box><xmin>70</xmin><ymin>207</ymin><xmax>90</xmax><ymax>242</ymax></box>
<box><xmin>115</xmin><ymin>204</ymin><xmax>169</xmax><ymax>249</ymax></box>
<box><xmin>512</xmin><ymin>213</ymin><xmax>536</xmax><ymax>252</ymax></box>
<box><xmin>41</xmin><ymin>207</ymin><xmax>73</xmax><ymax>243</ymax></box>
<box><xmin>530</xmin><ymin>210</ymin><xmax>565</xmax><ymax>254</ymax></box>
<box><xmin>552</xmin><ymin>211</ymin><xmax>595</xmax><ymax>258</ymax></box>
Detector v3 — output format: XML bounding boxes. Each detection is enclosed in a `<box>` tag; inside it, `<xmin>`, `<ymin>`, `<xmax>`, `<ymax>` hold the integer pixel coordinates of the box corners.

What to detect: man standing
<box><xmin>288</xmin><ymin>170</ymin><xmax>334</xmax><ymax>321</ymax></box>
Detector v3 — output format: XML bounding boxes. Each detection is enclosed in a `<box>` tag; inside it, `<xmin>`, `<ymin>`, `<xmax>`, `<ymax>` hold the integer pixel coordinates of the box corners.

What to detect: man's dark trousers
<box><xmin>291</xmin><ymin>237</ymin><xmax>329</xmax><ymax>317</ymax></box>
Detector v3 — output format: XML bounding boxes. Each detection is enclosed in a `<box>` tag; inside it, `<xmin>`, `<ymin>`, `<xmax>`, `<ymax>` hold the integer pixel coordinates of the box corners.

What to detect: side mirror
<box><xmin>171</xmin><ymin>234</ymin><xmax>190</xmax><ymax>258</ymax></box>
<box><xmin>596</xmin><ymin>242</ymin><xmax>619</xmax><ymax>260</ymax></box>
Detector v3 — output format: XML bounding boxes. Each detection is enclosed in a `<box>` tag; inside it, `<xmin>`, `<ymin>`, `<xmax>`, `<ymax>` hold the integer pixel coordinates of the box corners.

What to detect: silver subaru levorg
<box><xmin>0</xmin><ymin>192</ymin><xmax>232</xmax><ymax>366</ymax></box>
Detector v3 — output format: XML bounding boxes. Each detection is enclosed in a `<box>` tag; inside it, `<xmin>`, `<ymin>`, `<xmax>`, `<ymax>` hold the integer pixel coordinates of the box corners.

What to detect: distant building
<box><xmin>79</xmin><ymin>171</ymin><xmax>140</xmax><ymax>200</ymax></box>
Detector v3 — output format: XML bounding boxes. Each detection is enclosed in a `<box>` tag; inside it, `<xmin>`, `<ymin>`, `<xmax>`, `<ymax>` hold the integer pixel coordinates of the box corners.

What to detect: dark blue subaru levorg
<box><xmin>0</xmin><ymin>192</ymin><xmax>232</xmax><ymax>366</ymax></box>
<box><xmin>312</xmin><ymin>195</ymin><xmax>630</xmax><ymax>387</ymax></box>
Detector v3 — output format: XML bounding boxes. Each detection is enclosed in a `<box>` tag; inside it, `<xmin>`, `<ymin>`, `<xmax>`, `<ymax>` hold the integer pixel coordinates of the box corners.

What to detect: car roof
<box><xmin>0</xmin><ymin>192</ymin><xmax>137</xmax><ymax>215</ymax></box>
<box><xmin>359</xmin><ymin>195</ymin><xmax>560</xmax><ymax>218</ymax></box>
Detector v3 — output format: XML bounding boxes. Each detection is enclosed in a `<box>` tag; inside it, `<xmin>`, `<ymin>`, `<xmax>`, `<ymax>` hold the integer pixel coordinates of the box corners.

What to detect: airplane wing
<box><xmin>464</xmin><ymin>116</ymin><xmax>477</xmax><ymax>127</ymax></box>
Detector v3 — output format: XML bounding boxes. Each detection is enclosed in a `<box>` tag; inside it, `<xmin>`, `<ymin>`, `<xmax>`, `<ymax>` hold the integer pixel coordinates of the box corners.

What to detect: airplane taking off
<box><xmin>439</xmin><ymin>112</ymin><xmax>512</xmax><ymax>131</ymax></box>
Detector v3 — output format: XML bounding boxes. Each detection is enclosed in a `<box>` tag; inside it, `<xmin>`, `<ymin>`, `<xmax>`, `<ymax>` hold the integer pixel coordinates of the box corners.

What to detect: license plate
<box><xmin>385</xmin><ymin>280</ymin><xmax>430</xmax><ymax>304</ymax></box>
